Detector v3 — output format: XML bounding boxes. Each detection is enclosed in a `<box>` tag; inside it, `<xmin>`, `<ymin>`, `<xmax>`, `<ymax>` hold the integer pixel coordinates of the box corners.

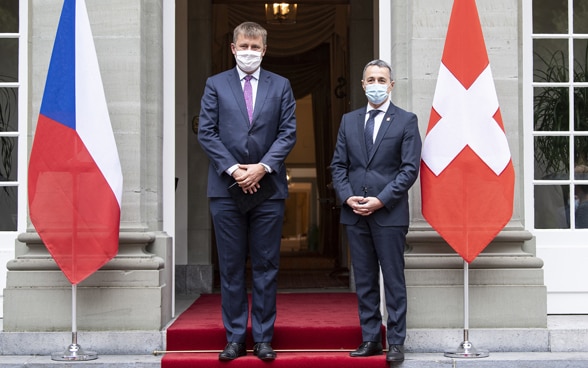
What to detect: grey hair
<box><xmin>362</xmin><ymin>59</ymin><xmax>394</xmax><ymax>81</ymax></box>
<box><xmin>233</xmin><ymin>22</ymin><xmax>268</xmax><ymax>46</ymax></box>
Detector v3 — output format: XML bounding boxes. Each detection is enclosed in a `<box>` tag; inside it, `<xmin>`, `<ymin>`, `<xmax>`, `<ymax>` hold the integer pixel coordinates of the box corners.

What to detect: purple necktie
<box><xmin>244</xmin><ymin>75</ymin><xmax>253</xmax><ymax>123</ymax></box>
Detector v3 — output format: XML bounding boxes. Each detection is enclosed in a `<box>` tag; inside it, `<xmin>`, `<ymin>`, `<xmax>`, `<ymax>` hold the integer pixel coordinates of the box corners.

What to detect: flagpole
<box><xmin>444</xmin><ymin>260</ymin><xmax>489</xmax><ymax>358</ymax></box>
<box><xmin>51</xmin><ymin>284</ymin><xmax>98</xmax><ymax>361</ymax></box>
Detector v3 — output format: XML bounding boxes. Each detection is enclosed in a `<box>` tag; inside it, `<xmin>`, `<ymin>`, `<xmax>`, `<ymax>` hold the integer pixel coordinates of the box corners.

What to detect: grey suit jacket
<box><xmin>330</xmin><ymin>102</ymin><xmax>422</xmax><ymax>226</ymax></box>
<box><xmin>198</xmin><ymin>67</ymin><xmax>297</xmax><ymax>199</ymax></box>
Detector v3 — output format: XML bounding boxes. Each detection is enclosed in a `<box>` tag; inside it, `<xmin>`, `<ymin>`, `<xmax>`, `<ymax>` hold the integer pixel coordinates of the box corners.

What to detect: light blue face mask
<box><xmin>365</xmin><ymin>83</ymin><xmax>389</xmax><ymax>104</ymax></box>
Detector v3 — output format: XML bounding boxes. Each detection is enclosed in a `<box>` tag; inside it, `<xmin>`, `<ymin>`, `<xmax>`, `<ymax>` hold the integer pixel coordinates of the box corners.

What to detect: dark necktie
<box><xmin>365</xmin><ymin>109</ymin><xmax>380</xmax><ymax>155</ymax></box>
<box><xmin>244</xmin><ymin>75</ymin><xmax>253</xmax><ymax>123</ymax></box>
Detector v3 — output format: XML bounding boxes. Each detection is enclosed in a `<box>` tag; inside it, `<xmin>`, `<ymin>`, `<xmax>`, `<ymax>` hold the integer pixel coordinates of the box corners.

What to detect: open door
<box><xmin>209</xmin><ymin>2</ymin><xmax>351</xmax><ymax>289</ymax></box>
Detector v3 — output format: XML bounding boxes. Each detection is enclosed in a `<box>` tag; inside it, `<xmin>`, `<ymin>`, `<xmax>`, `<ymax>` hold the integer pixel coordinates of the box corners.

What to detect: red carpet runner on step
<box><xmin>162</xmin><ymin>293</ymin><xmax>388</xmax><ymax>367</ymax></box>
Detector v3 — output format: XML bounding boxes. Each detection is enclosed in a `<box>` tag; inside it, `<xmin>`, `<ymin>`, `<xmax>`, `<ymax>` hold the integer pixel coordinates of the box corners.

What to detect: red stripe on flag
<box><xmin>421</xmin><ymin>147</ymin><xmax>515</xmax><ymax>263</ymax></box>
<box><xmin>441</xmin><ymin>0</ymin><xmax>488</xmax><ymax>89</ymax></box>
<box><xmin>493</xmin><ymin>107</ymin><xmax>506</xmax><ymax>132</ymax></box>
<box><xmin>29</xmin><ymin>116</ymin><xmax>120</xmax><ymax>284</ymax></box>
<box><xmin>426</xmin><ymin>108</ymin><xmax>442</xmax><ymax>134</ymax></box>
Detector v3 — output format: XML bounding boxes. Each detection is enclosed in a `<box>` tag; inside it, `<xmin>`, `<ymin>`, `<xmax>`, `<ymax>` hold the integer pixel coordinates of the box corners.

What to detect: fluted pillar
<box><xmin>3</xmin><ymin>0</ymin><xmax>173</xmax><ymax>332</ymax></box>
<box><xmin>383</xmin><ymin>0</ymin><xmax>547</xmax><ymax>329</ymax></box>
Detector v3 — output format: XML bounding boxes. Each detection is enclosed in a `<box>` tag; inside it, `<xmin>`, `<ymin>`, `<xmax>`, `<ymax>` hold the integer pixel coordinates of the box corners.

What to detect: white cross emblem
<box><xmin>422</xmin><ymin>63</ymin><xmax>511</xmax><ymax>176</ymax></box>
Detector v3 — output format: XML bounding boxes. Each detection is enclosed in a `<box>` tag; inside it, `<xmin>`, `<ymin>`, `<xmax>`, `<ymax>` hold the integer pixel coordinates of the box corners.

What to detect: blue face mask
<box><xmin>365</xmin><ymin>83</ymin><xmax>389</xmax><ymax>104</ymax></box>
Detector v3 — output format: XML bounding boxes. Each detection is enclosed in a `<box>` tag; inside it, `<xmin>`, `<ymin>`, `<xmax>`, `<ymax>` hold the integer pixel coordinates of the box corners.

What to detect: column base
<box><xmin>405</xmin><ymin>229</ymin><xmax>547</xmax><ymax>329</ymax></box>
<box><xmin>3</xmin><ymin>231</ymin><xmax>173</xmax><ymax>331</ymax></box>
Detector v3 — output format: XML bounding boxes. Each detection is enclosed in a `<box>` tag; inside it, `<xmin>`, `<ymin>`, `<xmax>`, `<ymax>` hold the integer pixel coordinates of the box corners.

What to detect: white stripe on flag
<box><xmin>75</xmin><ymin>0</ymin><xmax>123</xmax><ymax>206</ymax></box>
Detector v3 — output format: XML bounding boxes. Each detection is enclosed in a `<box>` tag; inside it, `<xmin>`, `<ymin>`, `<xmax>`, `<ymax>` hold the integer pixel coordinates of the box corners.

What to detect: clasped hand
<box><xmin>233</xmin><ymin>163</ymin><xmax>265</xmax><ymax>194</ymax></box>
<box><xmin>347</xmin><ymin>196</ymin><xmax>383</xmax><ymax>216</ymax></box>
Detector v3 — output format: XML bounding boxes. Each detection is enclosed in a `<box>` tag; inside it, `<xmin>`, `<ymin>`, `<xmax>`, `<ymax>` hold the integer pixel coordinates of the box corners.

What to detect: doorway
<box><xmin>208</xmin><ymin>1</ymin><xmax>352</xmax><ymax>289</ymax></box>
<box><xmin>186</xmin><ymin>0</ymin><xmax>373</xmax><ymax>290</ymax></box>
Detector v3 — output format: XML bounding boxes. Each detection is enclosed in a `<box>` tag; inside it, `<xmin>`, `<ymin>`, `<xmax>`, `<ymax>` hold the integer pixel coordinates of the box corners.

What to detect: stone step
<box><xmin>2</xmin><ymin>352</ymin><xmax>588</xmax><ymax>368</ymax></box>
<box><xmin>2</xmin><ymin>316</ymin><xmax>586</xmax><ymax>356</ymax></box>
<box><xmin>1</xmin><ymin>307</ymin><xmax>586</xmax><ymax>367</ymax></box>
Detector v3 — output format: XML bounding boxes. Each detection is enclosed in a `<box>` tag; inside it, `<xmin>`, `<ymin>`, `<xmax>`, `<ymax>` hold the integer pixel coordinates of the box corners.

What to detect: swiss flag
<box><xmin>420</xmin><ymin>0</ymin><xmax>515</xmax><ymax>263</ymax></box>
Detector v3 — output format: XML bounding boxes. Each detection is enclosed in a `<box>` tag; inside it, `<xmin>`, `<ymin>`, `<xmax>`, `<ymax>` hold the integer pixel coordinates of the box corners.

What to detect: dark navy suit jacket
<box><xmin>330</xmin><ymin>103</ymin><xmax>422</xmax><ymax>226</ymax></box>
<box><xmin>198</xmin><ymin>67</ymin><xmax>296</xmax><ymax>198</ymax></box>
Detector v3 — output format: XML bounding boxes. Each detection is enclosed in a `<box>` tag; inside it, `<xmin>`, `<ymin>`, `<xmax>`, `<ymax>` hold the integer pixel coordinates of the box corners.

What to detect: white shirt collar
<box><xmin>237</xmin><ymin>67</ymin><xmax>261</xmax><ymax>81</ymax></box>
<box><xmin>367</xmin><ymin>100</ymin><xmax>390</xmax><ymax>115</ymax></box>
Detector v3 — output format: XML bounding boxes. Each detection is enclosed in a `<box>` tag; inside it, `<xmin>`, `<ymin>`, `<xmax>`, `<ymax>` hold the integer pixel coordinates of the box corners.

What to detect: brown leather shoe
<box><xmin>349</xmin><ymin>341</ymin><xmax>383</xmax><ymax>357</ymax></box>
<box><xmin>386</xmin><ymin>344</ymin><xmax>405</xmax><ymax>362</ymax></box>
<box><xmin>218</xmin><ymin>342</ymin><xmax>246</xmax><ymax>361</ymax></box>
<box><xmin>253</xmin><ymin>342</ymin><xmax>276</xmax><ymax>360</ymax></box>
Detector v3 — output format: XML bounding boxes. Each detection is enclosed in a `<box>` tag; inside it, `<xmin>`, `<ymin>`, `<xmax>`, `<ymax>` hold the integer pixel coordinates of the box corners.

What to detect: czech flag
<box><xmin>28</xmin><ymin>0</ymin><xmax>123</xmax><ymax>285</ymax></box>
<box><xmin>420</xmin><ymin>0</ymin><xmax>515</xmax><ymax>263</ymax></box>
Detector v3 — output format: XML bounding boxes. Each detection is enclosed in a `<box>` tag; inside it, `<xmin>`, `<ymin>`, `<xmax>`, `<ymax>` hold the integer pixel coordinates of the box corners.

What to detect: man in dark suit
<box><xmin>198</xmin><ymin>21</ymin><xmax>296</xmax><ymax>361</ymax></box>
<box><xmin>330</xmin><ymin>59</ymin><xmax>422</xmax><ymax>363</ymax></box>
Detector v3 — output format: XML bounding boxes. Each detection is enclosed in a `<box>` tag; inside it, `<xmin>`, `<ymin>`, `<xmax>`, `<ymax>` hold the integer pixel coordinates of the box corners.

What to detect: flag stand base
<box><xmin>444</xmin><ymin>264</ymin><xmax>490</xmax><ymax>359</ymax></box>
<box><xmin>51</xmin><ymin>287</ymin><xmax>99</xmax><ymax>361</ymax></box>
<box><xmin>444</xmin><ymin>340</ymin><xmax>489</xmax><ymax>359</ymax></box>
<box><xmin>51</xmin><ymin>344</ymin><xmax>98</xmax><ymax>361</ymax></box>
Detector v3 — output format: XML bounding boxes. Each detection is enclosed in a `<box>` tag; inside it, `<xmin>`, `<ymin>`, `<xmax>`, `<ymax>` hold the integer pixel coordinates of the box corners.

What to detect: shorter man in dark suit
<box><xmin>198</xmin><ymin>21</ymin><xmax>296</xmax><ymax>361</ymax></box>
<box><xmin>330</xmin><ymin>59</ymin><xmax>422</xmax><ymax>363</ymax></box>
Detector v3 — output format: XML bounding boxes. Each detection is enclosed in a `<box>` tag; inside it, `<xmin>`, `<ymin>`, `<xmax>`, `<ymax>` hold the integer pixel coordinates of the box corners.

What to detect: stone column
<box><xmin>3</xmin><ymin>0</ymin><xmax>173</xmax><ymax>331</ymax></box>
<box><xmin>176</xmin><ymin>0</ymin><xmax>215</xmax><ymax>296</ymax></box>
<box><xmin>395</xmin><ymin>0</ymin><xmax>547</xmax><ymax>329</ymax></box>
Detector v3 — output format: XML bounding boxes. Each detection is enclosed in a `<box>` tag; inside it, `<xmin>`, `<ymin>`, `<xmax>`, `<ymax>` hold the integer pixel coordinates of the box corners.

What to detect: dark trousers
<box><xmin>346</xmin><ymin>217</ymin><xmax>408</xmax><ymax>345</ymax></box>
<box><xmin>210</xmin><ymin>197</ymin><xmax>285</xmax><ymax>343</ymax></box>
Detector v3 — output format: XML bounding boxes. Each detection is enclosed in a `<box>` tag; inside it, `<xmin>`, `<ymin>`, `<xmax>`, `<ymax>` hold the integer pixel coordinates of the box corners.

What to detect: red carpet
<box><xmin>162</xmin><ymin>293</ymin><xmax>388</xmax><ymax>367</ymax></box>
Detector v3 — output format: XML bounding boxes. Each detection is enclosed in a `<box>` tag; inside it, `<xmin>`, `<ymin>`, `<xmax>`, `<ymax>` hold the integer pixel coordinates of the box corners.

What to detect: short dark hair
<box><xmin>362</xmin><ymin>59</ymin><xmax>394</xmax><ymax>81</ymax></box>
<box><xmin>233</xmin><ymin>22</ymin><xmax>267</xmax><ymax>46</ymax></box>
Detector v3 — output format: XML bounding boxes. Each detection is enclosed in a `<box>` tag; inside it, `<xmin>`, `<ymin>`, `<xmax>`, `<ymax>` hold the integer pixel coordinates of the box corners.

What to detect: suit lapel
<box><xmin>365</xmin><ymin>105</ymin><xmax>396</xmax><ymax>162</ymax></box>
<box><xmin>228</xmin><ymin>68</ymin><xmax>250</xmax><ymax>126</ymax></box>
<box><xmin>372</xmin><ymin>107</ymin><xmax>395</xmax><ymax>153</ymax></box>
<box><xmin>357</xmin><ymin>111</ymin><xmax>370</xmax><ymax>160</ymax></box>
<box><xmin>254</xmin><ymin>70</ymin><xmax>270</xmax><ymax>124</ymax></box>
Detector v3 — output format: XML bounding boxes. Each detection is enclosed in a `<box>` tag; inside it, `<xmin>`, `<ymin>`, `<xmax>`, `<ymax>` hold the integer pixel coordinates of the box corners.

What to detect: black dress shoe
<box><xmin>386</xmin><ymin>344</ymin><xmax>405</xmax><ymax>362</ymax></box>
<box><xmin>349</xmin><ymin>341</ymin><xmax>383</xmax><ymax>357</ymax></box>
<box><xmin>253</xmin><ymin>342</ymin><xmax>277</xmax><ymax>360</ymax></box>
<box><xmin>218</xmin><ymin>342</ymin><xmax>246</xmax><ymax>361</ymax></box>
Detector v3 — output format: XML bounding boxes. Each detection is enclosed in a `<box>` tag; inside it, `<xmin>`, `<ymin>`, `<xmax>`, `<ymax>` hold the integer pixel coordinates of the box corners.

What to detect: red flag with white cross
<box><xmin>420</xmin><ymin>0</ymin><xmax>515</xmax><ymax>263</ymax></box>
